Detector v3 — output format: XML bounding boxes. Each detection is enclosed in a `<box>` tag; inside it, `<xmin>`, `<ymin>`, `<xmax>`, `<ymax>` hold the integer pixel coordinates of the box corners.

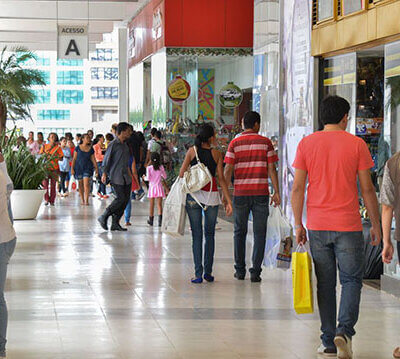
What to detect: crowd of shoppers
<box><xmin>7</xmin><ymin>97</ymin><xmax>400</xmax><ymax>358</ymax></box>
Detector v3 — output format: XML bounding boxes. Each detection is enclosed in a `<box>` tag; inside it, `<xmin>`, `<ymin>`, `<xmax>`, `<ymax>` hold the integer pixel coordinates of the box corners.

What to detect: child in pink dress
<box><xmin>146</xmin><ymin>152</ymin><xmax>168</xmax><ymax>227</ymax></box>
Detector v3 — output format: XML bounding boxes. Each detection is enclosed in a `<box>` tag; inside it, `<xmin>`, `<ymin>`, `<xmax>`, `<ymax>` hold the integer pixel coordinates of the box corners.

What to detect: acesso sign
<box><xmin>58</xmin><ymin>25</ymin><xmax>88</xmax><ymax>60</ymax></box>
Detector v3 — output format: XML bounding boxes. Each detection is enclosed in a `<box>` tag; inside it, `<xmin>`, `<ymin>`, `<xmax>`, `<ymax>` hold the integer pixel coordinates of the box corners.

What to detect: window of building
<box><xmin>90</xmin><ymin>49</ymin><xmax>118</xmax><ymax>62</ymax></box>
<box><xmin>91</xmin><ymin>87</ymin><xmax>118</xmax><ymax>99</ymax></box>
<box><xmin>37</xmin><ymin>110</ymin><xmax>71</xmax><ymax>121</ymax></box>
<box><xmin>37</xmin><ymin>127</ymin><xmax>85</xmax><ymax>139</ymax></box>
<box><xmin>318</xmin><ymin>0</ymin><xmax>334</xmax><ymax>21</ymax></box>
<box><xmin>57</xmin><ymin>59</ymin><xmax>84</xmax><ymax>66</ymax></box>
<box><xmin>343</xmin><ymin>0</ymin><xmax>364</xmax><ymax>15</ymax></box>
<box><xmin>33</xmin><ymin>89</ymin><xmax>51</xmax><ymax>104</ymax></box>
<box><xmin>36</xmin><ymin>57</ymin><xmax>50</xmax><ymax>66</ymax></box>
<box><xmin>57</xmin><ymin>90</ymin><xmax>84</xmax><ymax>104</ymax></box>
<box><xmin>35</xmin><ymin>71</ymin><xmax>50</xmax><ymax>85</ymax></box>
<box><xmin>57</xmin><ymin>71</ymin><xmax>84</xmax><ymax>85</ymax></box>
<box><xmin>92</xmin><ymin>109</ymin><xmax>118</xmax><ymax>122</ymax></box>
<box><xmin>91</xmin><ymin>67</ymin><xmax>119</xmax><ymax>80</ymax></box>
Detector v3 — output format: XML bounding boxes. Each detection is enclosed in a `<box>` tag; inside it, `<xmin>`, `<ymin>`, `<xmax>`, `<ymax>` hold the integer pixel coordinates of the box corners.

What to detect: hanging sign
<box><xmin>218</xmin><ymin>82</ymin><xmax>243</xmax><ymax>109</ymax></box>
<box><xmin>57</xmin><ymin>25</ymin><xmax>88</xmax><ymax>60</ymax></box>
<box><xmin>152</xmin><ymin>8</ymin><xmax>163</xmax><ymax>40</ymax></box>
<box><xmin>168</xmin><ymin>76</ymin><xmax>191</xmax><ymax>104</ymax></box>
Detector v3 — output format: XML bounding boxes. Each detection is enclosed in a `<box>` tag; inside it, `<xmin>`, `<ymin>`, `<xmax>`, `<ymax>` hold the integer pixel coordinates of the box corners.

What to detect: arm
<box><xmin>216</xmin><ymin>151</ymin><xmax>233</xmax><ymax>216</ymax></box>
<box><xmin>268</xmin><ymin>162</ymin><xmax>281</xmax><ymax>207</ymax></box>
<box><xmin>358</xmin><ymin>169</ymin><xmax>382</xmax><ymax>245</ymax></box>
<box><xmin>131</xmin><ymin>158</ymin><xmax>138</xmax><ymax>184</ymax></box>
<box><xmin>101</xmin><ymin>143</ymin><xmax>113</xmax><ymax>182</ymax></box>
<box><xmin>223</xmin><ymin>163</ymin><xmax>234</xmax><ymax>186</ymax></box>
<box><xmin>179</xmin><ymin>147</ymin><xmax>194</xmax><ymax>178</ymax></box>
<box><xmin>71</xmin><ymin>151</ymin><xmax>77</xmax><ymax>176</ymax></box>
<box><xmin>291</xmin><ymin>169</ymin><xmax>308</xmax><ymax>244</ymax></box>
<box><xmin>382</xmin><ymin>204</ymin><xmax>394</xmax><ymax>263</ymax></box>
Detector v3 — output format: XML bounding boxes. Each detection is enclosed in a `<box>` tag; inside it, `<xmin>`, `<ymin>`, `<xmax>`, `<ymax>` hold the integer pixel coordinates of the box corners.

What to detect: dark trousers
<box><xmin>97</xmin><ymin>162</ymin><xmax>106</xmax><ymax>195</ymax></box>
<box><xmin>59</xmin><ymin>171</ymin><xmax>69</xmax><ymax>194</ymax></box>
<box><xmin>107</xmin><ymin>184</ymin><xmax>131</xmax><ymax>222</ymax></box>
<box><xmin>233</xmin><ymin>195</ymin><xmax>269</xmax><ymax>276</ymax></box>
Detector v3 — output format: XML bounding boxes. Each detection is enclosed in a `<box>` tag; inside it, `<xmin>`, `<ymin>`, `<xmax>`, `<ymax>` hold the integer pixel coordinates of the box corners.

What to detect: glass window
<box><xmin>57</xmin><ymin>71</ymin><xmax>84</xmax><ymax>85</ymax></box>
<box><xmin>57</xmin><ymin>59</ymin><xmax>84</xmax><ymax>66</ymax></box>
<box><xmin>57</xmin><ymin>90</ymin><xmax>84</xmax><ymax>104</ymax></box>
<box><xmin>35</xmin><ymin>71</ymin><xmax>50</xmax><ymax>85</ymax></box>
<box><xmin>37</xmin><ymin>57</ymin><xmax>50</xmax><ymax>66</ymax></box>
<box><xmin>91</xmin><ymin>87</ymin><xmax>118</xmax><ymax>99</ymax></box>
<box><xmin>90</xmin><ymin>49</ymin><xmax>118</xmax><ymax>62</ymax></box>
<box><xmin>37</xmin><ymin>110</ymin><xmax>70</xmax><ymax>121</ymax></box>
<box><xmin>318</xmin><ymin>0</ymin><xmax>334</xmax><ymax>21</ymax></box>
<box><xmin>33</xmin><ymin>89</ymin><xmax>51</xmax><ymax>104</ymax></box>
<box><xmin>91</xmin><ymin>67</ymin><xmax>118</xmax><ymax>80</ymax></box>
<box><xmin>343</xmin><ymin>0</ymin><xmax>364</xmax><ymax>15</ymax></box>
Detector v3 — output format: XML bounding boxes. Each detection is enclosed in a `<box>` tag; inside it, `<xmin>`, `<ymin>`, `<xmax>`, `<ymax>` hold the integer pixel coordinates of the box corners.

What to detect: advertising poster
<box><xmin>281</xmin><ymin>0</ymin><xmax>314</xmax><ymax>220</ymax></box>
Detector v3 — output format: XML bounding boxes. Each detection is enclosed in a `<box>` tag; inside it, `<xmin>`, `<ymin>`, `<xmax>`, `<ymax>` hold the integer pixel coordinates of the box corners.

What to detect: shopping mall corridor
<box><xmin>7</xmin><ymin>194</ymin><xmax>400</xmax><ymax>358</ymax></box>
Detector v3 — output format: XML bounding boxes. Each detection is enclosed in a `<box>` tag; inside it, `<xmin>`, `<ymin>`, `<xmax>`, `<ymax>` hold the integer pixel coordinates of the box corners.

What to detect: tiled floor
<box><xmin>7</xmin><ymin>193</ymin><xmax>400</xmax><ymax>358</ymax></box>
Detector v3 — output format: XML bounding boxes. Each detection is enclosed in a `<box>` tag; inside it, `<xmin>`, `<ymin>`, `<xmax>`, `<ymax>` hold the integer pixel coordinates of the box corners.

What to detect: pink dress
<box><xmin>147</xmin><ymin>165</ymin><xmax>166</xmax><ymax>198</ymax></box>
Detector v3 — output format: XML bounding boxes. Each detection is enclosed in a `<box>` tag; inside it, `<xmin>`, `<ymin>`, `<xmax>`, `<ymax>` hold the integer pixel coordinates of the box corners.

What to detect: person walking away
<box><xmin>40</xmin><ymin>133</ymin><xmax>64</xmax><ymax>206</ymax></box>
<box><xmin>71</xmin><ymin>134</ymin><xmax>98</xmax><ymax>206</ymax></box>
<box><xmin>380</xmin><ymin>152</ymin><xmax>400</xmax><ymax>359</ymax></box>
<box><xmin>26</xmin><ymin>131</ymin><xmax>39</xmax><ymax>155</ymax></box>
<box><xmin>0</xmin><ymin>171</ymin><xmax>17</xmax><ymax>359</ymax></box>
<box><xmin>58</xmin><ymin>137</ymin><xmax>71</xmax><ymax>197</ymax></box>
<box><xmin>0</xmin><ymin>146</ymin><xmax>13</xmax><ymax>222</ymax></box>
<box><xmin>93</xmin><ymin>134</ymin><xmax>108</xmax><ymax>199</ymax></box>
<box><xmin>180</xmin><ymin>124</ymin><xmax>233</xmax><ymax>283</ymax></box>
<box><xmin>291</xmin><ymin>95</ymin><xmax>381</xmax><ymax>359</ymax></box>
<box><xmin>130</xmin><ymin>131</ymin><xmax>146</xmax><ymax>201</ymax></box>
<box><xmin>98</xmin><ymin>123</ymin><xmax>133</xmax><ymax>232</ymax></box>
<box><xmin>146</xmin><ymin>153</ymin><xmax>168</xmax><ymax>227</ymax></box>
<box><xmin>145</xmin><ymin>128</ymin><xmax>158</xmax><ymax>165</ymax></box>
<box><xmin>224</xmin><ymin>111</ymin><xmax>280</xmax><ymax>283</ymax></box>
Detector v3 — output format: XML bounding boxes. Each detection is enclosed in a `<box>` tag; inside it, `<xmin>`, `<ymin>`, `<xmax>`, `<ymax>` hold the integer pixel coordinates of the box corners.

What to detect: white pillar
<box><xmin>118</xmin><ymin>27</ymin><xmax>128</xmax><ymax>123</ymax></box>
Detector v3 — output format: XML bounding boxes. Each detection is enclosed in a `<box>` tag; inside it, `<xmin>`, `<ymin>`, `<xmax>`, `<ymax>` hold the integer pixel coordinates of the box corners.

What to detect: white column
<box><xmin>118</xmin><ymin>26</ymin><xmax>128</xmax><ymax>123</ymax></box>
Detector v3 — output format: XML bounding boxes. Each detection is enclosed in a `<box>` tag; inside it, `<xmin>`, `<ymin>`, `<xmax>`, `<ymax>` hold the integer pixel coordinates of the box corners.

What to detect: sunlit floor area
<box><xmin>7</xmin><ymin>192</ymin><xmax>400</xmax><ymax>358</ymax></box>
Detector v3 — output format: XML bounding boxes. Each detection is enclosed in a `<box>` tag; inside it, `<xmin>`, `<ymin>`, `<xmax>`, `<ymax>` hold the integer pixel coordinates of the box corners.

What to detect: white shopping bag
<box><xmin>264</xmin><ymin>206</ymin><xmax>293</xmax><ymax>270</ymax></box>
<box><xmin>161</xmin><ymin>178</ymin><xmax>186</xmax><ymax>236</ymax></box>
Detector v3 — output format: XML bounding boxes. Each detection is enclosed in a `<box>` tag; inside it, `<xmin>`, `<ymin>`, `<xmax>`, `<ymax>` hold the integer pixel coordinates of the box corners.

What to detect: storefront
<box><xmin>127</xmin><ymin>0</ymin><xmax>254</xmax><ymax>179</ymax></box>
<box><xmin>312</xmin><ymin>0</ymin><xmax>400</xmax><ymax>293</ymax></box>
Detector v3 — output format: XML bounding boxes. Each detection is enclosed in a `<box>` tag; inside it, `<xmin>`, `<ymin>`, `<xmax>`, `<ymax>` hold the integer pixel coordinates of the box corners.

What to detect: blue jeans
<box><xmin>233</xmin><ymin>195</ymin><xmax>269</xmax><ymax>276</ymax></box>
<box><xmin>0</xmin><ymin>239</ymin><xmax>16</xmax><ymax>354</ymax></box>
<box><xmin>308</xmin><ymin>230</ymin><xmax>365</xmax><ymax>348</ymax></box>
<box><xmin>185</xmin><ymin>195</ymin><xmax>219</xmax><ymax>278</ymax></box>
<box><xmin>124</xmin><ymin>191</ymin><xmax>134</xmax><ymax>223</ymax></box>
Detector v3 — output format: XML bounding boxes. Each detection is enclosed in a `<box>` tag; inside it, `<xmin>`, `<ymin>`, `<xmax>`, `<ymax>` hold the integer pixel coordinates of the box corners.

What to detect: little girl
<box><xmin>146</xmin><ymin>152</ymin><xmax>168</xmax><ymax>227</ymax></box>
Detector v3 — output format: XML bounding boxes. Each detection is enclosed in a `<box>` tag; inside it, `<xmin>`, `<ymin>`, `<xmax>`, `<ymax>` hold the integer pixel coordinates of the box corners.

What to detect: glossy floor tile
<box><xmin>6</xmin><ymin>192</ymin><xmax>400</xmax><ymax>358</ymax></box>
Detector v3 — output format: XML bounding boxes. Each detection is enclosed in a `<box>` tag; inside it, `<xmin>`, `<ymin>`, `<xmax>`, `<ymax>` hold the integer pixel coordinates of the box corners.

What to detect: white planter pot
<box><xmin>10</xmin><ymin>189</ymin><xmax>46</xmax><ymax>220</ymax></box>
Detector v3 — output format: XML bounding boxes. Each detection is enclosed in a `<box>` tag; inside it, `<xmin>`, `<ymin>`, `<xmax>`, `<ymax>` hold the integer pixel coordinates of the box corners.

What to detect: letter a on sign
<box><xmin>58</xmin><ymin>25</ymin><xmax>88</xmax><ymax>60</ymax></box>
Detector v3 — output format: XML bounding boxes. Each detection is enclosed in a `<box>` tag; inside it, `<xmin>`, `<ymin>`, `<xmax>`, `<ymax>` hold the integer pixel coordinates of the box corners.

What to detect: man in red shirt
<box><xmin>291</xmin><ymin>96</ymin><xmax>381</xmax><ymax>359</ymax></box>
<box><xmin>224</xmin><ymin>111</ymin><xmax>280</xmax><ymax>283</ymax></box>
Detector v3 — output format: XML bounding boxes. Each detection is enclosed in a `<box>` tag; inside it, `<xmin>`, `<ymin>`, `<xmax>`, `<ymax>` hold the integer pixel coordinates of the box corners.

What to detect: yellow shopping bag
<box><xmin>292</xmin><ymin>244</ymin><xmax>314</xmax><ymax>314</ymax></box>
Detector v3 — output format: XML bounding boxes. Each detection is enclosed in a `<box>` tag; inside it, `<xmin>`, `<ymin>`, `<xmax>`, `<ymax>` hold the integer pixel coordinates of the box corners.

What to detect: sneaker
<box><xmin>317</xmin><ymin>344</ymin><xmax>337</xmax><ymax>357</ymax></box>
<box><xmin>191</xmin><ymin>277</ymin><xmax>203</xmax><ymax>284</ymax></box>
<box><xmin>250</xmin><ymin>274</ymin><xmax>262</xmax><ymax>283</ymax></box>
<box><xmin>334</xmin><ymin>334</ymin><xmax>352</xmax><ymax>359</ymax></box>
<box><xmin>234</xmin><ymin>272</ymin><xmax>245</xmax><ymax>280</ymax></box>
<box><xmin>102</xmin><ymin>195</ymin><xmax>109</xmax><ymax>199</ymax></box>
<box><xmin>125</xmin><ymin>222</ymin><xmax>132</xmax><ymax>226</ymax></box>
<box><xmin>136</xmin><ymin>192</ymin><xmax>145</xmax><ymax>201</ymax></box>
<box><xmin>44</xmin><ymin>202</ymin><xmax>49</xmax><ymax>206</ymax></box>
<box><xmin>204</xmin><ymin>274</ymin><xmax>214</xmax><ymax>282</ymax></box>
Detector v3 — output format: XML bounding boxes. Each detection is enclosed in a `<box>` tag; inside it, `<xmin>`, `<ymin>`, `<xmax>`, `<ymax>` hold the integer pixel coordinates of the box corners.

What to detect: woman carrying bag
<box><xmin>179</xmin><ymin>124</ymin><xmax>233</xmax><ymax>284</ymax></box>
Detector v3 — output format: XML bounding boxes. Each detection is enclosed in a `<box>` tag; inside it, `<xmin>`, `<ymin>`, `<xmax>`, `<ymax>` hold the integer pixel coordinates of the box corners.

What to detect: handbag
<box><xmin>182</xmin><ymin>146</ymin><xmax>213</xmax><ymax>210</ymax></box>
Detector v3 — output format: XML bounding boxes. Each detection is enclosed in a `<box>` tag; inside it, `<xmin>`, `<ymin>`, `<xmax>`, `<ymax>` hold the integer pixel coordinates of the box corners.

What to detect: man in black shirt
<box><xmin>98</xmin><ymin>122</ymin><xmax>133</xmax><ymax>231</ymax></box>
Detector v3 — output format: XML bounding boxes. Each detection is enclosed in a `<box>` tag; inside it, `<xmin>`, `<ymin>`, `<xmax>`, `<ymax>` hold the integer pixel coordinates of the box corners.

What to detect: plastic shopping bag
<box><xmin>161</xmin><ymin>178</ymin><xmax>186</xmax><ymax>236</ymax></box>
<box><xmin>264</xmin><ymin>206</ymin><xmax>293</xmax><ymax>270</ymax></box>
<box><xmin>292</xmin><ymin>244</ymin><xmax>314</xmax><ymax>314</ymax></box>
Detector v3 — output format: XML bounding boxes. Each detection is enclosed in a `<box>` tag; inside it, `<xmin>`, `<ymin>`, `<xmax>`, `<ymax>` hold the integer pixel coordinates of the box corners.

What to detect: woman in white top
<box><xmin>0</xmin><ymin>146</ymin><xmax>12</xmax><ymax>222</ymax></box>
<box><xmin>0</xmin><ymin>170</ymin><xmax>17</xmax><ymax>358</ymax></box>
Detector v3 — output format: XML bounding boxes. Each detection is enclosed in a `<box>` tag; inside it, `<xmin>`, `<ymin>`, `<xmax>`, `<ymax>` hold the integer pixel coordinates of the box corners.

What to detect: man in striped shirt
<box><xmin>224</xmin><ymin>111</ymin><xmax>280</xmax><ymax>282</ymax></box>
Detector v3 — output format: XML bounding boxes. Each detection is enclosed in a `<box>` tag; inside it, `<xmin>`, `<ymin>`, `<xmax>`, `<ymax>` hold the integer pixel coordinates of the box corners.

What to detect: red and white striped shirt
<box><xmin>224</xmin><ymin>131</ymin><xmax>278</xmax><ymax>197</ymax></box>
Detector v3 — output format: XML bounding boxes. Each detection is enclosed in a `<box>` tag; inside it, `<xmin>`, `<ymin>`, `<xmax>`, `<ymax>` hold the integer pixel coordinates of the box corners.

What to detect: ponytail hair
<box><xmin>151</xmin><ymin>152</ymin><xmax>161</xmax><ymax>171</ymax></box>
<box><xmin>194</xmin><ymin>123</ymin><xmax>215</xmax><ymax>149</ymax></box>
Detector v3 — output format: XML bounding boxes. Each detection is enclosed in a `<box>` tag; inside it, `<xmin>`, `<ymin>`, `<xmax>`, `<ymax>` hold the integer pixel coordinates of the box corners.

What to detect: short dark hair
<box><xmin>112</xmin><ymin>123</ymin><xmax>118</xmax><ymax>130</ymax></box>
<box><xmin>76</xmin><ymin>133</ymin><xmax>82</xmax><ymax>138</ymax></box>
<box><xmin>151</xmin><ymin>128</ymin><xmax>157</xmax><ymax>136</ymax></box>
<box><xmin>117</xmin><ymin>122</ymin><xmax>130</xmax><ymax>135</ymax></box>
<box><xmin>243</xmin><ymin>111</ymin><xmax>261</xmax><ymax>129</ymax></box>
<box><xmin>87</xmin><ymin>129</ymin><xmax>94</xmax><ymax>135</ymax></box>
<box><xmin>105</xmin><ymin>133</ymin><xmax>114</xmax><ymax>142</ymax></box>
<box><xmin>320</xmin><ymin>96</ymin><xmax>350</xmax><ymax>126</ymax></box>
<box><xmin>155</xmin><ymin>130</ymin><xmax>162</xmax><ymax>139</ymax></box>
<box><xmin>37</xmin><ymin>132</ymin><xmax>43</xmax><ymax>137</ymax></box>
<box><xmin>60</xmin><ymin>137</ymin><xmax>66</xmax><ymax>142</ymax></box>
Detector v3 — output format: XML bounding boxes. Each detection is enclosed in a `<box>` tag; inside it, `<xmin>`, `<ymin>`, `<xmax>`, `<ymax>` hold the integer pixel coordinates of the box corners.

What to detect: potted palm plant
<box><xmin>1</xmin><ymin>130</ymin><xmax>54</xmax><ymax>220</ymax></box>
<box><xmin>0</xmin><ymin>47</ymin><xmax>46</xmax><ymax>134</ymax></box>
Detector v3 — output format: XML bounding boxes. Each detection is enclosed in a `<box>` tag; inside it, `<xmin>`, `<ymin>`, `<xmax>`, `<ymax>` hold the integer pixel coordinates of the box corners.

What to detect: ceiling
<box><xmin>0</xmin><ymin>0</ymin><xmax>148</xmax><ymax>51</ymax></box>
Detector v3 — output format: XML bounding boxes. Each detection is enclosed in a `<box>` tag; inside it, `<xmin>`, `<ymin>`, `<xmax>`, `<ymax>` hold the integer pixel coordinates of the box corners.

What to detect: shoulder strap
<box><xmin>193</xmin><ymin>146</ymin><xmax>200</xmax><ymax>163</ymax></box>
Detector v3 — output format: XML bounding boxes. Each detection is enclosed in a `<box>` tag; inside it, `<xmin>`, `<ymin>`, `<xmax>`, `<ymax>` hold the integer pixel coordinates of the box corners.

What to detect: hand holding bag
<box><xmin>161</xmin><ymin>178</ymin><xmax>186</xmax><ymax>236</ymax></box>
<box><xmin>292</xmin><ymin>244</ymin><xmax>314</xmax><ymax>314</ymax></box>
